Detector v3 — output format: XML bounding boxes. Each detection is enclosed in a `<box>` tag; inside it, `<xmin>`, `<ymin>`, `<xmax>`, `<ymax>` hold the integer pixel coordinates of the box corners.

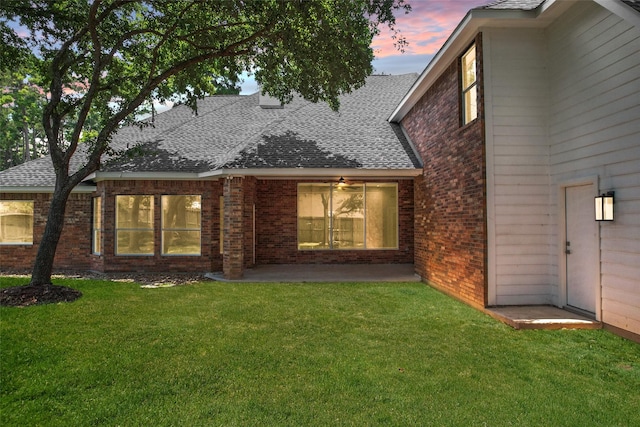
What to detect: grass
<box><xmin>1</xmin><ymin>277</ymin><xmax>639</xmax><ymax>426</ymax></box>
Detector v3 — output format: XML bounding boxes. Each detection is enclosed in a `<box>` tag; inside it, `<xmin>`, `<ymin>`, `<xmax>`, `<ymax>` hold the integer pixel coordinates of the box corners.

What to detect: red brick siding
<box><xmin>3</xmin><ymin>175</ymin><xmax>414</xmax><ymax>274</ymax></box>
<box><xmin>401</xmin><ymin>34</ymin><xmax>487</xmax><ymax>308</ymax></box>
<box><xmin>243</xmin><ymin>177</ymin><xmax>257</xmax><ymax>268</ymax></box>
<box><xmin>1</xmin><ymin>192</ymin><xmax>93</xmax><ymax>272</ymax></box>
<box><xmin>97</xmin><ymin>180</ymin><xmax>222</xmax><ymax>273</ymax></box>
<box><xmin>254</xmin><ymin>179</ymin><xmax>414</xmax><ymax>264</ymax></box>
<box><xmin>223</xmin><ymin>177</ymin><xmax>244</xmax><ymax>279</ymax></box>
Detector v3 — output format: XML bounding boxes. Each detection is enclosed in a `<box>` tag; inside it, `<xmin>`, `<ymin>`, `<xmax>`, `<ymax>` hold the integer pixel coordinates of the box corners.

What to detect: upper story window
<box><xmin>297</xmin><ymin>182</ymin><xmax>398</xmax><ymax>250</ymax></box>
<box><xmin>115</xmin><ymin>195</ymin><xmax>154</xmax><ymax>255</ymax></box>
<box><xmin>461</xmin><ymin>43</ymin><xmax>478</xmax><ymax>125</ymax></box>
<box><xmin>0</xmin><ymin>200</ymin><xmax>34</xmax><ymax>245</ymax></box>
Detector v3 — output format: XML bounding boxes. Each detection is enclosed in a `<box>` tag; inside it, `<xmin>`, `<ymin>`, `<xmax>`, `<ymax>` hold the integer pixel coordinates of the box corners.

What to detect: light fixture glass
<box><xmin>595</xmin><ymin>191</ymin><xmax>614</xmax><ymax>221</ymax></box>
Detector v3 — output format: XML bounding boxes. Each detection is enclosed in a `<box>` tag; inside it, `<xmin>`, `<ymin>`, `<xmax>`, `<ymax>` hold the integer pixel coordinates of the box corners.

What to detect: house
<box><xmin>1</xmin><ymin>0</ymin><xmax>639</xmax><ymax>340</ymax></box>
<box><xmin>0</xmin><ymin>74</ymin><xmax>421</xmax><ymax>279</ymax></box>
<box><xmin>391</xmin><ymin>0</ymin><xmax>640</xmax><ymax>339</ymax></box>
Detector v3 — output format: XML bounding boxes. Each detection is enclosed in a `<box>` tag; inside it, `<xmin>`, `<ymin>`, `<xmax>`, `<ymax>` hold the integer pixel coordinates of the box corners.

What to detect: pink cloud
<box><xmin>372</xmin><ymin>0</ymin><xmax>481</xmax><ymax>57</ymax></box>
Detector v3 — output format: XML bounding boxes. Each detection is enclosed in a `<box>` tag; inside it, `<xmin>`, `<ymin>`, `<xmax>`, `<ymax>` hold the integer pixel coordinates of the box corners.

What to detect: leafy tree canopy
<box><xmin>0</xmin><ymin>0</ymin><xmax>410</xmax><ymax>286</ymax></box>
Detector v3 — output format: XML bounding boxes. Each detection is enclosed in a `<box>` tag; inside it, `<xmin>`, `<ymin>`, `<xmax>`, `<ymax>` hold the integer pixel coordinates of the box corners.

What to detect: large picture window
<box><xmin>161</xmin><ymin>195</ymin><xmax>201</xmax><ymax>255</ymax></box>
<box><xmin>297</xmin><ymin>183</ymin><xmax>398</xmax><ymax>250</ymax></box>
<box><xmin>116</xmin><ymin>195</ymin><xmax>154</xmax><ymax>255</ymax></box>
<box><xmin>461</xmin><ymin>43</ymin><xmax>478</xmax><ymax>125</ymax></box>
<box><xmin>92</xmin><ymin>197</ymin><xmax>102</xmax><ymax>255</ymax></box>
<box><xmin>0</xmin><ymin>200</ymin><xmax>34</xmax><ymax>245</ymax></box>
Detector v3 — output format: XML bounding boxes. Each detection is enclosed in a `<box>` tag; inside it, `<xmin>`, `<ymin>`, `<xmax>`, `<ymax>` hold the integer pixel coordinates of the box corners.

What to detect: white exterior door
<box><xmin>565</xmin><ymin>184</ymin><xmax>598</xmax><ymax>315</ymax></box>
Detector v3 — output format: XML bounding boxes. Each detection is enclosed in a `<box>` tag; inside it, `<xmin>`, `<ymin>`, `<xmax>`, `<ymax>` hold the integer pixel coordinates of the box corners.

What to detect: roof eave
<box><xmin>594</xmin><ymin>0</ymin><xmax>640</xmax><ymax>27</ymax></box>
<box><xmin>0</xmin><ymin>185</ymin><xmax>97</xmax><ymax>194</ymax></box>
<box><xmin>86</xmin><ymin>168</ymin><xmax>423</xmax><ymax>182</ymax></box>
<box><xmin>212</xmin><ymin>168</ymin><xmax>423</xmax><ymax>180</ymax></box>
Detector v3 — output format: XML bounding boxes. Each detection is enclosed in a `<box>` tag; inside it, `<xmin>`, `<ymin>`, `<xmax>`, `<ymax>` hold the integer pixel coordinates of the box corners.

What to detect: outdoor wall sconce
<box><xmin>595</xmin><ymin>191</ymin><xmax>614</xmax><ymax>221</ymax></box>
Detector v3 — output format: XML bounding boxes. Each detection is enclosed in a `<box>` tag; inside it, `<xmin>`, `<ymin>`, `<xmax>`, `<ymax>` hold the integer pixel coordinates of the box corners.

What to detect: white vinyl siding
<box><xmin>484</xmin><ymin>1</ymin><xmax>640</xmax><ymax>334</ymax></box>
<box><xmin>483</xmin><ymin>27</ymin><xmax>552</xmax><ymax>306</ymax></box>
<box><xmin>547</xmin><ymin>2</ymin><xmax>640</xmax><ymax>333</ymax></box>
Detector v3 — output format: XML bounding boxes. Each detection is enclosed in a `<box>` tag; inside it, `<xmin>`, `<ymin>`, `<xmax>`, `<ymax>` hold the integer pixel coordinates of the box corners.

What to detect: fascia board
<box><xmin>594</xmin><ymin>0</ymin><xmax>640</xmax><ymax>27</ymax></box>
<box><xmin>85</xmin><ymin>168</ymin><xmax>422</xmax><ymax>182</ymax></box>
<box><xmin>0</xmin><ymin>185</ymin><xmax>97</xmax><ymax>194</ymax></box>
<box><xmin>89</xmin><ymin>171</ymin><xmax>202</xmax><ymax>182</ymax></box>
<box><xmin>217</xmin><ymin>168</ymin><xmax>422</xmax><ymax>179</ymax></box>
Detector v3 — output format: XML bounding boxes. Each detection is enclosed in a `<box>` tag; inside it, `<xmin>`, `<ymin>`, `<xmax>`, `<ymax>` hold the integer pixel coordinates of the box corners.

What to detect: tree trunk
<box><xmin>31</xmin><ymin>131</ymin><xmax>38</xmax><ymax>159</ymax></box>
<box><xmin>22</xmin><ymin>120</ymin><xmax>31</xmax><ymax>162</ymax></box>
<box><xmin>30</xmin><ymin>184</ymin><xmax>72</xmax><ymax>286</ymax></box>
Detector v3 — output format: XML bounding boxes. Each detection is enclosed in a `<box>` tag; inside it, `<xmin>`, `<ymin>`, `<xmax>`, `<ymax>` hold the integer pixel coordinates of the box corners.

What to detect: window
<box><xmin>0</xmin><ymin>200</ymin><xmax>34</xmax><ymax>245</ymax></box>
<box><xmin>461</xmin><ymin>43</ymin><xmax>477</xmax><ymax>125</ymax></box>
<box><xmin>92</xmin><ymin>197</ymin><xmax>102</xmax><ymax>255</ymax></box>
<box><xmin>116</xmin><ymin>195</ymin><xmax>154</xmax><ymax>255</ymax></box>
<box><xmin>161</xmin><ymin>195</ymin><xmax>201</xmax><ymax>255</ymax></box>
<box><xmin>297</xmin><ymin>183</ymin><xmax>398</xmax><ymax>250</ymax></box>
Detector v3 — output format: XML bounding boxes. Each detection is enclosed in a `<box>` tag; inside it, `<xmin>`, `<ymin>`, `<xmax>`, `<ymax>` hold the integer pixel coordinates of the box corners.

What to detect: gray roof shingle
<box><xmin>1</xmin><ymin>74</ymin><xmax>420</xmax><ymax>188</ymax></box>
<box><xmin>476</xmin><ymin>0</ymin><xmax>545</xmax><ymax>10</ymax></box>
<box><xmin>105</xmin><ymin>73</ymin><xmax>420</xmax><ymax>173</ymax></box>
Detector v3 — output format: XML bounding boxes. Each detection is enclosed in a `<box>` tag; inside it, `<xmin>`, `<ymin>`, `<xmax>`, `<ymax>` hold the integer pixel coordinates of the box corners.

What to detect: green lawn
<box><xmin>1</xmin><ymin>277</ymin><xmax>639</xmax><ymax>426</ymax></box>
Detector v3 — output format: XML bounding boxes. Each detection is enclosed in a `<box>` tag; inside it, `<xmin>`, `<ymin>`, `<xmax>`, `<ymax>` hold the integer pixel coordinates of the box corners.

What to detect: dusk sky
<box><xmin>241</xmin><ymin>0</ymin><xmax>483</xmax><ymax>93</ymax></box>
<box><xmin>9</xmin><ymin>0</ymin><xmax>486</xmax><ymax>95</ymax></box>
<box><xmin>371</xmin><ymin>0</ymin><xmax>482</xmax><ymax>74</ymax></box>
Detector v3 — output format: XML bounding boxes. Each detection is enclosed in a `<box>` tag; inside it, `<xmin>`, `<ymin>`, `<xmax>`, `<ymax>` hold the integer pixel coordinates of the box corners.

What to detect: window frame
<box><xmin>0</xmin><ymin>200</ymin><xmax>34</xmax><ymax>245</ymax></box>
<box><xmin>297</xmin><ymin>182</ymin><xmax>399</xmax><ymax>251</ymax></box>
<box><xmin>92</xmin><ymin>196</ymin><xmax>102</xmax><ymax>255</ymax></box>
<box><xmin>161</xmin><ymin>195</ymin><xmax>202</xmax><ymax>256</ymax></box>
<box><xmin>461</xmin><ymin>43</ymin><xmax>478</xmax><ymax>125</ymax></box>
<box><xmin>115</xmin><ymin>195</ymin><xmax>155</xmax><ymax>256</ymax></box>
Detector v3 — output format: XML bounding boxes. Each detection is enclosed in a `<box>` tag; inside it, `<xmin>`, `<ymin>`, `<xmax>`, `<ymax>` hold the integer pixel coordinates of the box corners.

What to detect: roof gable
<box><xmin>389</xmin><ymin>0</ymin><xmax>640</xmax><ymax>122</ymax></box>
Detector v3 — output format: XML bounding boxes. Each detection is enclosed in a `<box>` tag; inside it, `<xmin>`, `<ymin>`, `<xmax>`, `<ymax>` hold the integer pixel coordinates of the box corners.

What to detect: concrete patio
<box><xmin>206</xmin><ymin>264</ymin><xmax>601</xmax><ymax>331</ymax></box>
<box><xmin>206</xmin><ymin>263</ymin><xmax>421</xmax><ymax>283</ymax></box>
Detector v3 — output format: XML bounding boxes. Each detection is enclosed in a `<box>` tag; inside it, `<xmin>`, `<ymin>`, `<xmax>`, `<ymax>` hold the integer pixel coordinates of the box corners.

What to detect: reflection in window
<box><xmin>92</xmin><ymin>197</ymin><xmax>102</xmax><ymax>255</ymax></box>
<box><xmin>297</xmin><ymin>183</ymin><xmax>398</xmax><ymax>250</ymax></box>
<box><xmin>116</xmin><ymin>195</ymin><xmax>154</xmax><ymax>255</ymax></box>
<box><xmin>462</xmin><ymin>43</ymin><xmax>477</xmax><ymax>125</ymax></box>
<box><xmin>161</xmin><ymin>195</ymin><xmax>201</xmax><ymax>255</ymax></box>
<box><xmin>0</xmin><ymin>200</ymin><xmax>34</xmax><ymax>245</ymax></box>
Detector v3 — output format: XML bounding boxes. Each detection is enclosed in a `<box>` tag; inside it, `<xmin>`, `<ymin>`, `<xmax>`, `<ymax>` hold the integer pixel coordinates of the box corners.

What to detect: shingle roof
<box><xmin>0</xmin><ymin>151</ymin><xmax>90</xmax><ymax>188</ymax></box>
<box><xmin>477</xmin><ymin>0</ymin><xmax>545</xmax><ymax>10</ymax></box>
<box><xmin>0</xmin><ymin>74</ymin><xmax>420</xmax><ymax>188</ymax></box>
<box><xmin>104</xmin><ymin>73</ymin><xmax>420</xmax><ymax>173</ymax></box>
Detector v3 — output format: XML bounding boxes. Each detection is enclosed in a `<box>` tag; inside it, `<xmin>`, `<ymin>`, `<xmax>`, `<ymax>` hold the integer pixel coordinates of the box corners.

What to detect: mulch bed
<box><xmin>0</xmin><ymin>271</ymin><xmax>212</xmax><ymax>308</ymax></box>
<box><xmin>0</xmin><ymin>284</ymin><xmax>82</xmax><ymax>307</ymax></box>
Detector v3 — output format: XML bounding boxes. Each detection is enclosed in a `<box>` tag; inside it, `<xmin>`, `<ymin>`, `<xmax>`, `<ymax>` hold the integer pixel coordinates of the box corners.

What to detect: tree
<box><xmin>0</xmin><ymin>0</ymin><xmax>410</xmax><ymax>287</ymax></box>
<box><xmin>0</xmin><ymin>66</ymin><xmax>49</xmax><ymax>170</ymax></box>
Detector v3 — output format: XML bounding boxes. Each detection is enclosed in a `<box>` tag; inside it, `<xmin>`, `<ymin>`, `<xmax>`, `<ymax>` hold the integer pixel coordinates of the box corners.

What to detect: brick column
<box><xmin>223</xmin><ymin>176</ymin><xmax>244</xmax><ymax>279</ymax></box>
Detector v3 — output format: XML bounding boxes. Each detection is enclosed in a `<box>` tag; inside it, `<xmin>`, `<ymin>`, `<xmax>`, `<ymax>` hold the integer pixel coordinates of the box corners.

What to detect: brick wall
<box><xmin>3</xmin><ymin>176</ymin><xmax>414</xmax><ymax>274</ymax></box>
<box><xmin>97</xmin><ymin>179</ymin><xmax>222</xmax><ymax>273</ymax></box>
<box><xmin>223</xmin><ymin>177</ymin><xmax>244</xmax><ymax>279</ymax></box>
<box><xmin>243</xmin><ymin>177</ymin><xmax>257</xmax><ymax>268</ymax></box>
<box><xmin>0</xmin><ymin>192</ymin><xmax>93</xmax><ymax>272</ymax></box>
<box><xmin>254</xmin><ymin>179</ymin><xmax>414</xmax><ymax>264</ymax></box>
<box><xmin>401</xmin><ymin>34</ymin><xmax>487</xmax><ymax>308</ymax></box>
